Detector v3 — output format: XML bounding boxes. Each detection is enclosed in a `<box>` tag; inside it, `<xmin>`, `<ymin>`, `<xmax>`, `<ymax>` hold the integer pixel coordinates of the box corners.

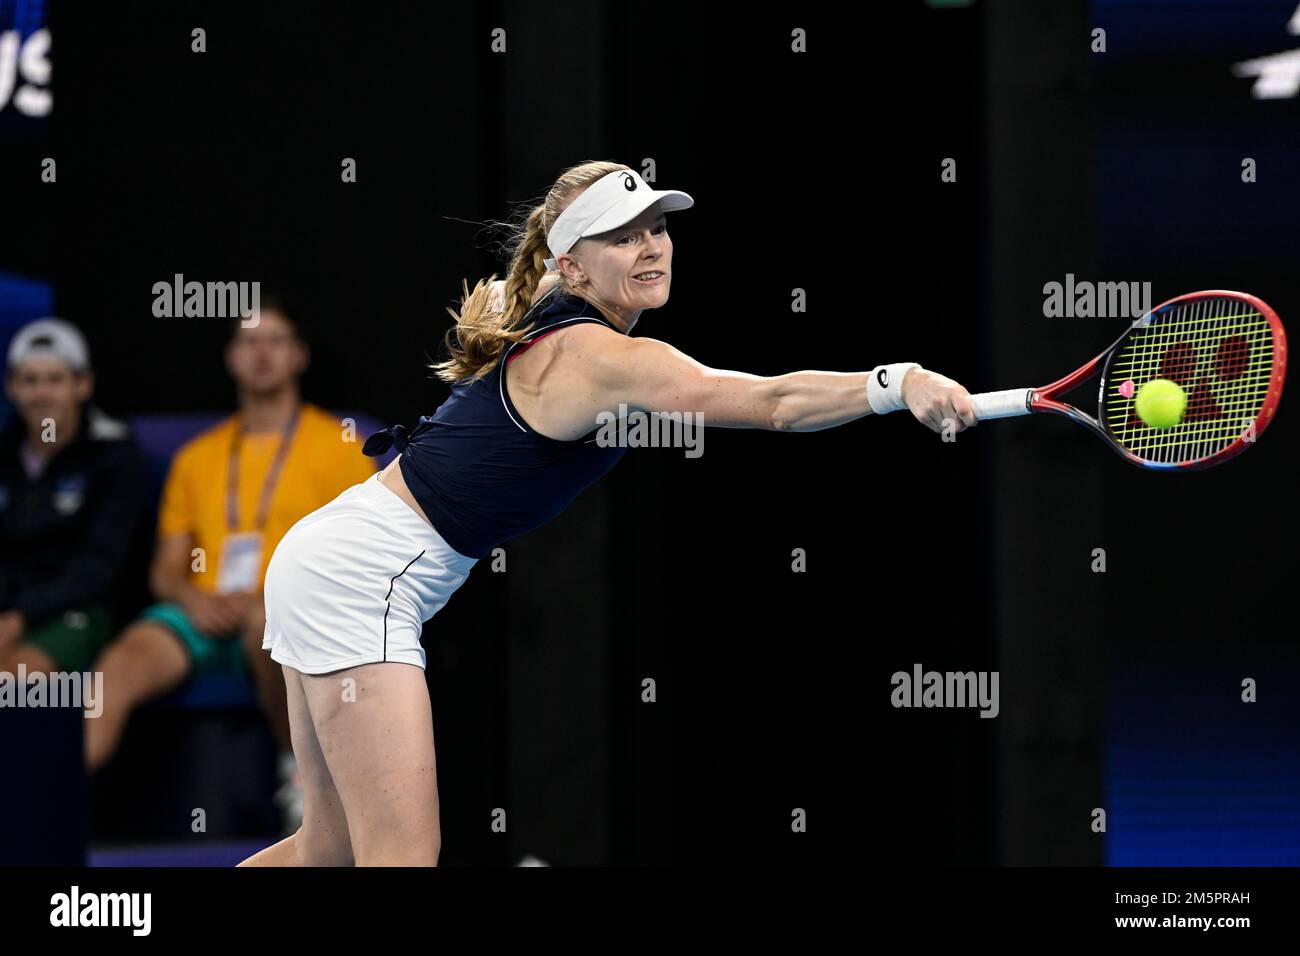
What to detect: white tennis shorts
<box><xmin>262</xmin><ymin>472</ymin><xmax>478</xmax><ymax>674</ymax></box>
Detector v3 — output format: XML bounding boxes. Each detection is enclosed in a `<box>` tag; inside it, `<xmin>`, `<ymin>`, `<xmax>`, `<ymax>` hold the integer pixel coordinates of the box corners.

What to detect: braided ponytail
<box><xmin>432</xmin><ymin>160</ymin><xmax>632</xmax><ymax>384</ymax></box>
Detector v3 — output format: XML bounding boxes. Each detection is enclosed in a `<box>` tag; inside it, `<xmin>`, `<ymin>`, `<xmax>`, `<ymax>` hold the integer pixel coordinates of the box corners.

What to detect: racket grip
<box><xmin>970</xmin><ymin>388</ymin><xmax>1032</xmax><ymax>420</ymax></box>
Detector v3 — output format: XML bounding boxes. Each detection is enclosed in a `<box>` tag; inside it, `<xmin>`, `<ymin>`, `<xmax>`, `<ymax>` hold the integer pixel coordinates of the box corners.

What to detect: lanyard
<box><xmin>226</xmin><ymin>403</ymin><xmax>300</xmax><ymax>532</ymax></box>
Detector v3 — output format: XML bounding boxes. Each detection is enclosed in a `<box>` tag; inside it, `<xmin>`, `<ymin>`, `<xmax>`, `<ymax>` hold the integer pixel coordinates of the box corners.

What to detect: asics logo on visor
<box><xmin>621</xmin><ymin>172</ymin><xmax>636</xmax><ymax>190</ymax></box>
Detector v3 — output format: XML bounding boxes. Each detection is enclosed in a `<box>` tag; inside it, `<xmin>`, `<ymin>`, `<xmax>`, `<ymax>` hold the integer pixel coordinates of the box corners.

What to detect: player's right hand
<box><xmin>901</xmin><ymin>368</ymin><xmax>978</xmax><ymax>434</ymax></box>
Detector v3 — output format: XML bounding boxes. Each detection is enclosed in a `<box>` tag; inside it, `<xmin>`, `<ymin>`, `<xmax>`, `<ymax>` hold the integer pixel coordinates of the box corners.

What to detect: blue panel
<box><xmin>1093</xmin><ymin>2</ymin><xmax>1300</xmax><ymax>865</ymax></box>
<box><xmin>1106</xmin><ymin>657</ymin><xmax>1300</xmax><ymax>865</ymax></box>
<box><xmin>0</xmin><ymin>271</ymin><xmax>54</xmax><ymax>423</ymax></box>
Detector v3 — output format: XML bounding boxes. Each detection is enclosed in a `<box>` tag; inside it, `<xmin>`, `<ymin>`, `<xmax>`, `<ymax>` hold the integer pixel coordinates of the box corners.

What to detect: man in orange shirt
<box><xmin>87</xmin><ymin>297</ymin><xmax>376</xmax><ymax>833</ymax></box>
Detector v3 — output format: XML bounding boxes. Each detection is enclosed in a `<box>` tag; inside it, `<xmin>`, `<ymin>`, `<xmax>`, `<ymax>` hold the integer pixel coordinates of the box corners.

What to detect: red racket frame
<box><xmin>1029</xmin><ymin>290</ymin><xmax>1286</xmax><ymax>471</ymax></box>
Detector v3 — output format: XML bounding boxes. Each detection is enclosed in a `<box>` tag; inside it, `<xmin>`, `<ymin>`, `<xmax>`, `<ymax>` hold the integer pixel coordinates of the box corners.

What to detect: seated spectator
<box><xmin>86</xmin><ymin>296</ymin><xmax>376</xmax><ymax>834</ymax></box>
<box><xmin>0</xmin><ymin>318</ymin><xmax>148</xmax><ymax>677</ymax></box>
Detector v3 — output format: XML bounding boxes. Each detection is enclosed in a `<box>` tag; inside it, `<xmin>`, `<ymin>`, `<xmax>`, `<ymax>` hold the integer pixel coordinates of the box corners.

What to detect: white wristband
<box><xmin>866</xmin><ymin>363</ymin><xmax>921</xmax><ymax>415</ymax></box>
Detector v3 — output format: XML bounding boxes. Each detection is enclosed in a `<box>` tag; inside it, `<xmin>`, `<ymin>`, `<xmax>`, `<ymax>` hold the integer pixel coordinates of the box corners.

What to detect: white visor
<box><xmin>543</xmin><ymin>169</ymin><xmax>693</xmax><ymax>270</ymax></box>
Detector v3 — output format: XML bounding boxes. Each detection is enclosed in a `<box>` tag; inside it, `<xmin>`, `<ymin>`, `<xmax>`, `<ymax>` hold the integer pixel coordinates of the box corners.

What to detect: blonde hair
<box><xmin>432</xmin><ymin>160</ymin><xmax>632</xmax><ymax>384</ymax></box>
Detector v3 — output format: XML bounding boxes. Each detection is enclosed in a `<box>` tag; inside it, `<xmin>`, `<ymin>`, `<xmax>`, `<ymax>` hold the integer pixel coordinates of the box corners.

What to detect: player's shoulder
<box><xmin>548</xmin><ymin>318</ymin><xmax>625</xmax><ymax>346</ymax></box>
<box><xmin>550</xmin><ymin>319</ymin><xmax>661</xmax><ymax>359</ymax></box>
<box><xmin>552</xmin><ymin>327</ymin><xmax>677</xmax><ymax>395</ymax></box>
<box><xmin>546</xmin><ymin>321</ymin><xmax>642</xmax><ymax>371</ymax></box>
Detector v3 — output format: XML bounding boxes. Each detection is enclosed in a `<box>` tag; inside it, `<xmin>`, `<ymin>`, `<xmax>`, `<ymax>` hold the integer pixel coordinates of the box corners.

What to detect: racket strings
<box><xmin>1113</xmin><ymin>306</ymin><xmax>1269</xmax><ymax>460</ymax></box>
<box><xmin>1102</xmin><ymin>296</ymin><xmax>1277</xmax><ymax>464</ymax></box>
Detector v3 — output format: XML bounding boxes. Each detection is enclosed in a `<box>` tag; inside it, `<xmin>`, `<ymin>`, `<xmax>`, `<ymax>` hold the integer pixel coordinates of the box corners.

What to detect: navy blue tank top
<box><xmin>362</xmin><ymin>290</ymin><xmax>629</xmax><ymax>559</ymax></box>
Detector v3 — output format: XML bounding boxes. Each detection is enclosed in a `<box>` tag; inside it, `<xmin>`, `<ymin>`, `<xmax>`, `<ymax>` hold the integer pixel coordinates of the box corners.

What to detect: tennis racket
<box><xmin>969</xmin><ymin>290</ymin><xmax>1286</xmax><ymax>470</ymax></box>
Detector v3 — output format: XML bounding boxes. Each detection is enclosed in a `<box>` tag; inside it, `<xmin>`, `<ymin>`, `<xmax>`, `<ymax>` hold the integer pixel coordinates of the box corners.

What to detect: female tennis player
<box><xmin>239</xmin><ymin>160</ymin><xmax>978</xmax><ymax>866</ymax></box>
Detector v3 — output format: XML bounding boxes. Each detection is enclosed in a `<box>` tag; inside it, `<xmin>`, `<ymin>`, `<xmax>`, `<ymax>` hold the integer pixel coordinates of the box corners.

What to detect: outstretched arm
<box><xmin>570</xmin><ymin>328</ymin><xmax>977</xmax><ymax>434</ymax></box>
<box><xmin>768</xmin><ymin>365</ymin><xmax>976</xmax><ymax>433</ymax></box>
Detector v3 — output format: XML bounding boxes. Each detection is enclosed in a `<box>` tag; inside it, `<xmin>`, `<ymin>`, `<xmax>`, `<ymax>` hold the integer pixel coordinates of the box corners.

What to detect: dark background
<box><xmin>2</xmin><ymin>0</ymin><xmax>1294</xmax><ymax>867</ymax></box>
<box><xmin>987</xmin><ymin>0</ymin><xmax>1300</xmax><ymax>865</ymax></box>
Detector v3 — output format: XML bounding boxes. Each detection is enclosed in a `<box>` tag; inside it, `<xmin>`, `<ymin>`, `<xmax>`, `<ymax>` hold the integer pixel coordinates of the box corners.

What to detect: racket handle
<box><xmin>970</xmin><ymin>388</ymin><xmax>1032</xmax><ymax>420</ymax></box>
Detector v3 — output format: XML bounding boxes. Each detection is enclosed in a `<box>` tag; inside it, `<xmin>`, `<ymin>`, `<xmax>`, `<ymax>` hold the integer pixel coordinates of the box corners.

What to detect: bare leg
<box><xmin>300</xmin><ymin>662</ymin><xmax>442</xmax><ymax>866</ymax></box>
<box><xmin>85</xmin><ymin>621</ymin><xmax>191</xmax><ymax>772</ymax></box>
<box><xmin>238</xmin><ymin>664</ymin><xmax>354</xmax><ymax>866</ymax></box>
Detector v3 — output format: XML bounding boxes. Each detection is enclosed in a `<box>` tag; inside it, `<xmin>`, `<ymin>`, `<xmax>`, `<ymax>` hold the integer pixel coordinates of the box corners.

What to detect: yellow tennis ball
<box><xmin>1135</xmin><ymin>378</ymin><xmax>1187</xmax><ymax>429</ymax></box>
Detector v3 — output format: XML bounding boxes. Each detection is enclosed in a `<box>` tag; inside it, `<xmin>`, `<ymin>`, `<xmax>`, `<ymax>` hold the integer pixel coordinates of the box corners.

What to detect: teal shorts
<box><xmin>139</xmin><ymin>602</ymin><xmax>246</xmax><ymax>679</ymax></box>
